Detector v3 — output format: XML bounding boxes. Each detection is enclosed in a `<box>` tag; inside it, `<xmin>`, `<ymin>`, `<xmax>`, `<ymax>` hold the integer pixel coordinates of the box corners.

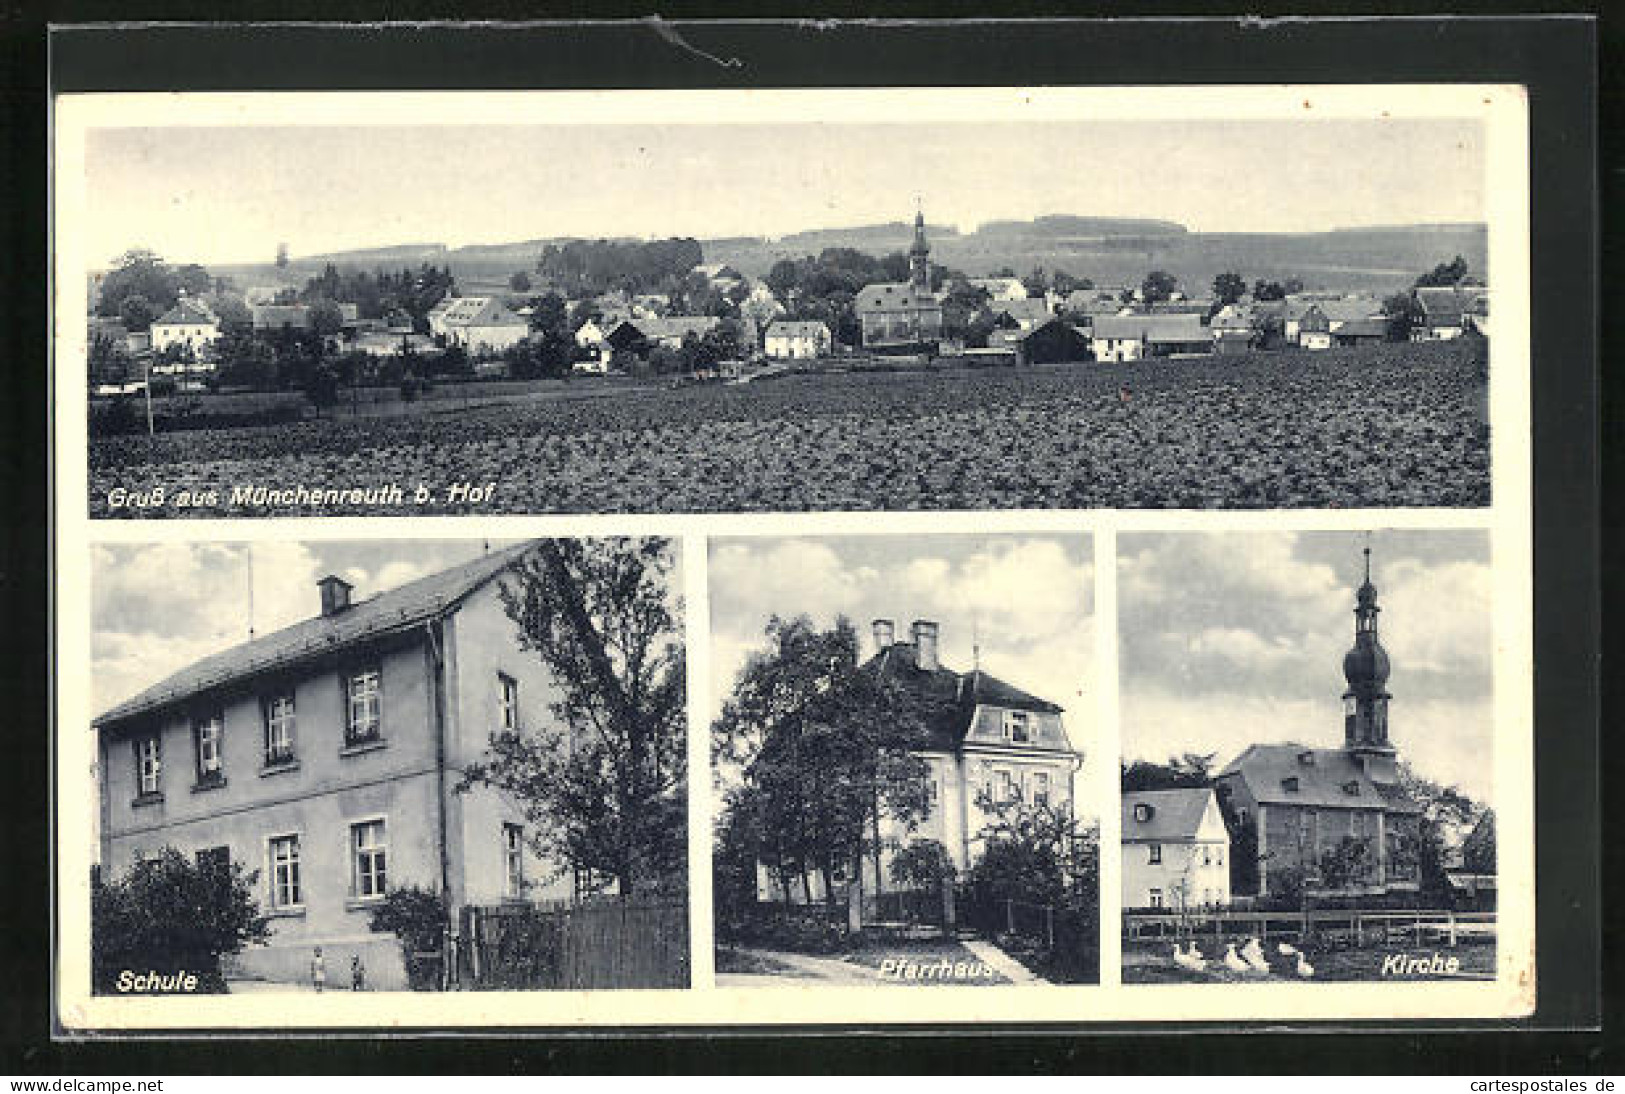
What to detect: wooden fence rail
<box><xmin>458</xmin><ymin>898</ymin><xmax>689</xmax><ymax>990</ymax></box>
<box><xmin>1123</xmin><ymin>908</ymin><xmax>1496</xmax><ymax>947</ymax></box>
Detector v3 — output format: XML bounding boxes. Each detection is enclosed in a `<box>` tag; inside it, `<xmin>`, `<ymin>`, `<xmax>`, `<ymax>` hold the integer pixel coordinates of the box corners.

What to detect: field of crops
<box><xmin>88</xmin><ymin>341</ymin><xmax>1490</xmax><ymax>517</ymax></box>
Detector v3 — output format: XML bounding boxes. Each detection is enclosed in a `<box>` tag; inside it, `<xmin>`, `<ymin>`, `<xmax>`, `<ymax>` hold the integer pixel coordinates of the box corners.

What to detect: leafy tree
<box><xmin>1415</xmin><ymin>255</ymin><xmax>1470</xmax><ymax>288</ymax></box>
<box><xmin>117</xmin><ymin>294</ymin><xmax>158</xmax><ymax>332</ymax></box>
<box><xmin>1317</xmin><ymin>835</ymin><xmax>1376</xmax><ymax>890</ymax></box>
<box><xmin>91</xmin><ymin>849</ymin><xmax>270</xmax><ymax>993</ymax></box>
<box><xmin>1283</xmin><ymin>277</ymin><xmax>1305</xmax><ymax>295</ymax></box>
<box><xmin>304</xmin><ymin>362</ymin><xmax>341</xmax><ymax>416</ymax></box>
<box><xmin>509</xmin><ymin>270</ymin><xmax>533</xmax><ymax>293</ymax></box>
<box><xmin>1140</xmin><ymin>270</ymin><xmax>1178</xmax><ymax>305</ymax></box>
<box><xmin>1399</xmin><ymin>763</ymin><xmax>1479</xmax><ymax>899</ymax></box>
<box><xmin>204</xmin><ymin>292</ymin><xmax>252</xmax><ymax>335</ymax></box>
<box><xmin>1021</xmin><ymin>266</ymin><xmax>1050</xmax><ymax>298</ymax></box>
<box><xmin>367</xmin><ymin>885</ymin><xmax>449</xmax><ymax>991</ymax></box>
<box><xmin>461</xmin><ymin>539</ymin><xmax>687</xmax><ymax>896</ymax></box>
<box><xmin>88</xmin><ymin>330</ymin><xmax>133</xmax><ymax>385</ymax></box>
<box><xmin>1120</xmin><ymin>752</ymin><xmax>1216</xmax><ymax>792</ymax></box>
<box><xmin>1212</xmin><ymin>272</ymin><xmax>1247</xmax><ymax>306</ymax></box>
<box><xmin>215</xmin><ymin>330</ymin><xmax>278</xmax><ymax>389</ymax></box>
<box><xmin>1252</xmin><ymin>279</ymin><xmax>1288</xmax><ymax>302</ymax></box>
<box><xmin>1383</xmin><ymin>291</ymin><xmax>1425</xmax><ymax>341</ymax></box>
<box><xmin>890</xmin><ymin>839</ymin><xmax>956</xmax><ymax>891</ymax></box>
<box><xmin>308</xmin><ymin>298</ymin><xmax>346</xmax><ymax>337</ymax></box>
<box><xmin>1050</xmin><ymin>270</ymin><xmax>1091</xmax><ymax>295</ymax></box>
<box><xmin>712</xmin><ymin>616</ymin><xmax>936</xmax><ymax>918</ymax></box>
<box><xmin>1461</xmin><ymin>810</ymin><xmax>1496</xmax><ymax>874</ymax></box>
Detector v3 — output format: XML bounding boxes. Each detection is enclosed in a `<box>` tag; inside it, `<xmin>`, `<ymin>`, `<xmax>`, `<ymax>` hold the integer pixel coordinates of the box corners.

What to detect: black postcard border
<box><xmin>7</xmin><ymin>11</ymin><xmax>1607</xmax><ymax>1073</ymax></box>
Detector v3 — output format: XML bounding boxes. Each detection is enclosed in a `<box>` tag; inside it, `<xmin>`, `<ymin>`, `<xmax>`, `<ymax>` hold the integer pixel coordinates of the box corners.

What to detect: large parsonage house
<box><xmin>757</xmin><ymin>618</ymin><xmax>1084</xmax><ymax>911</ymax></box>
<box><xmin>93</xmin><ymin>545</ymin><xmax>574</xmax><ymax>989</ymax></box>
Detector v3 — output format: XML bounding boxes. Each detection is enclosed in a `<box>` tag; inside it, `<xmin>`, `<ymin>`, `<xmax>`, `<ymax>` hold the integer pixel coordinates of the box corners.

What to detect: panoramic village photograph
<box><xmin>1115</xmin><ymin>530</ymin><xmax>1496</xmax><ymax>984</ymax></box>
<box><xmin>87</xmin><ymin>537</ymin><xmax>689</xmax><ymax>992</ymax></box>
<box><xmin>707</xmin><ymin>533</ymin><xmax>1099</xmax><ymax>986</ymax></box>
<box><xmin>79</xmin><ymin>114</ymin><xmax>1493</xmax><ymax>517</ymax></box>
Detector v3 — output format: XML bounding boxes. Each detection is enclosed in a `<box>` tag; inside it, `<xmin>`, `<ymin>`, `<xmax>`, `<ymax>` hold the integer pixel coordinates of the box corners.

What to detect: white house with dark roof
<box><xmin>1090</xmin><ymin>313</ymin><xmax>1211</xmax><ymax>361</ymax></box>
<box><xmin>428</xmin><ymin>296</ymin><xmax>530</xmax><ymax>355</ymax></box>
<box><xmin>93</xmin><ymin>545</ymin><xmax>574</xmax><ymax>989</ymax></box>
<box><xmin>756</xmin><ymin>618</ymin><xmax>1083</xmax><ymax>905</ymax></box>
<box><xmin>762</xmin><ymin>320</ymin><xmax>832</xmax><ymax>360</ymax></box>
<box><xmin>149</xmin><ymin>299</ymin><xmax>220</xmax><ymax>356</ymax></box>
<box><xmin>1121</xmin><ymin>788</ymin><xmax>1231</xmax><ymax>911</ymax></box>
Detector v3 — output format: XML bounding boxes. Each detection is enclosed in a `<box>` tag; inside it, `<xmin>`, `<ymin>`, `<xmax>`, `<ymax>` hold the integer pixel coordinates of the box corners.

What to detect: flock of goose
<box><xmin>1170</xmin><ymin>937</ymin><xmax>1315</xmax><ymax>978</ymax></box>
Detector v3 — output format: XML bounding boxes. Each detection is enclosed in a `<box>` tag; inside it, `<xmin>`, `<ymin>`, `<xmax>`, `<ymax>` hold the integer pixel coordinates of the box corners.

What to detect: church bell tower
<box><xmin>1341</xmin><ymin>547</ymin><xmax>1396</xmax><ymax>775</ymax></box>
<box><xmin>909</xmin><ymin>205</ymin><xmax>931</xmax><ymax>292</ymax></box>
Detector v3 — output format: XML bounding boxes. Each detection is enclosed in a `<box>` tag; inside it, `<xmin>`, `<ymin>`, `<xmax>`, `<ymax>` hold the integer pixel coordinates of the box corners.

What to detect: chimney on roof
<box><xmin>318</xmin><ymin>574</ymin><xmax>353</xmax><ymax>617</ymax></box>
<box><xmin>912</xmin><ymin>619</ymin><xmax>939</xmax><ymax>671</ymax></box>
<box><xmin>872</xmin><ymin>618</ymin><xmax>895</xmax><ymax>652</ymax></box>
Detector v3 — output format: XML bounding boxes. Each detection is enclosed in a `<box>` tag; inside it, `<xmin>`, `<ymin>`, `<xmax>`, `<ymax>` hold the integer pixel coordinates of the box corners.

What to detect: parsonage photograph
<box><xmin>708</xmin><ymin>533</ymin><xmax>1099</xmax><ymax>987</ymax></box>
<box><xmin>86</xmin><ymin>537</ymin><xmax>689</xmax><ymax>993</ymax></box>
<box><xmin>1115</xmin><ymin>530</ymin><xmax>1497</xmax><ymax>984</ymax></box>
<box><xmin>65</xmin><ymin>90</ymin><xmax>1501</xmax><ymax>517</ymax></box>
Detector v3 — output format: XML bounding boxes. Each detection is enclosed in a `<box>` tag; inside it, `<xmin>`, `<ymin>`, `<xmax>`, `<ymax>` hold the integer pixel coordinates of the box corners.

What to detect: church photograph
<box><xmin>707</xmin><ymin>532</ymin><xmax>1100</xmax><ymax>987</ymax></box>
<box><xmin>1115</xmin><ymin>529</ymin><xmax>1497</xmax><ymax>984</ymax></box>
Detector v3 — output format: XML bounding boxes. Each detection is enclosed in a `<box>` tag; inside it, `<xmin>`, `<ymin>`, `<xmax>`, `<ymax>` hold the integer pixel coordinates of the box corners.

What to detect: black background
<box><xmin>4</xmin><ymin>10</ymin><xmax>1608</xmax><ymax>1074</ymax></box>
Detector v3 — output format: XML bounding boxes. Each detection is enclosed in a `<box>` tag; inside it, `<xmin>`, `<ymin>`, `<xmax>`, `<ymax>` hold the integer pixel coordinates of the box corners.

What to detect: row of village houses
<box><xmin>90</xmin><ymin>251</ymin><xmax>1492</xmax><ymax>393</ymax></box>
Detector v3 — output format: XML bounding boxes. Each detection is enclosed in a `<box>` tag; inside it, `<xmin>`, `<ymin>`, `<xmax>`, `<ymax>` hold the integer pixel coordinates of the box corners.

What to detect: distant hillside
<box><xmin>203</xmin><ymin>216</ymin><xmax>1489</xmax><ymax>297</ymax></box>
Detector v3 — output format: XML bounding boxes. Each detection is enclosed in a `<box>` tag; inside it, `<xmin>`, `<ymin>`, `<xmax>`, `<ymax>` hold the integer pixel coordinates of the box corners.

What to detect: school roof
<box><xmin>1216</xmin><ymin>743</ymin><xmax>1422</xmax><ymax>813</ymax></box>
<box><xmin>1336</xmin><ymin>317</ymin><xmax>1389</xmax><ymax>339</ymax></box>
<box><xmin>1121</xmin><ymin>788</ymin><xmax>1218</xmax><ymax>843</ymax></box>
<box><xmin>1091</xmin><ymin>312</ymin><xmax>1210</xmax><ymax>343</ymax></box>
<box><xmin>630</xmin><ymin>316</ymin><xmax>723</xmax><ymax>341</ymax></box>
<box><xmin>437</xmin><ymin>297</ymin><xmax>525</xmax><ymax>328</ymax></box>
<box><xmin>854</xmin><ymin>282</ymin><xmax>941</xmax><ymax>313</ymax></box>
<box><xmin>764</xmin><ymin>320</ymin><xmax>830</xmax><ymax>339</ymax></box>
<box><xmin>865</xmin><ymin>640</ymin><xmax>1062</xmax><ymax>752</ymax></box>
<box><xmin>94</xmin><ymin>544</ymin><xmax>536</xmax><ymax>731</ymax></box>
<box><xmin>990</xmin><ymin>299</ymin><xmax>1054</xmax><ymax>327</ymax></box>
<box><xmin>250</xmin><ymin>304</ymin><xmax>311</xmax><ymax>329</ymax></box>
<box><xmin>153</xmin><ymin>300</ymin><xmax>219</xmax><ymax>327</ymax></box>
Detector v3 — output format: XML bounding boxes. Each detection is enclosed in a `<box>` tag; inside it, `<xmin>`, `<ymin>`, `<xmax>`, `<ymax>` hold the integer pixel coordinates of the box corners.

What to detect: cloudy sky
<box><xmin>1118</xmin><ymin>529</ymin><xmax>1494</xmax><ymax>803</ymax></box>
<box><xmin>90</xmin><ymin>539</ymin><xmax>516</xmax><ymax>714</ymax></box>
<box><xmin>707</xmin><ymin>533</ymin><xmax>1094</xmax><ymax>746</ymax></box>
<box><xmin>84</xmin><ymin>118</ymin><xmax>1485</xmax><ymax>267</ymax></box>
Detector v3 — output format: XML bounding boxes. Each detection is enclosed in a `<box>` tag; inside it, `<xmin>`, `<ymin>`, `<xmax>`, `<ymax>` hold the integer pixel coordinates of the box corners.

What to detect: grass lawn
<box><xmin>1123</xmin><ymin>939</ymin><xmax>1496</xmax><ymax>984</ymax></box>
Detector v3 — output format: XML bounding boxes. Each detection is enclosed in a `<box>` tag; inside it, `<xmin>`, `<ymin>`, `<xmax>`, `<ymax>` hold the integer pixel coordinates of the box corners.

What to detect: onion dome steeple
<box><xmin>1341</xmin><ymin>546</ymin><xmax>1394</xmax><ymax>757</ymax></box>
<box><xmin>908</xmin><ymin>201</ymin><xmax>931</xmax><ymax>290</ymax></box>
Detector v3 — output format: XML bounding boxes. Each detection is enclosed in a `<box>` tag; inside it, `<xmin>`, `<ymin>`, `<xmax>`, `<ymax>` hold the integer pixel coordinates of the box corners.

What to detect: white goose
<box><xmin>1295</xmin><ymin>953</ymin><xmax>1315</xmax><ymax>978</ymax></box>
<box><xmin>1277</xmin><ymin>942</ymin><xmax>1300</xmax><ymax>957</ymax></box>
<box><xmin>1240</xmin><ymin>936</ymin><xmax>1271</xmax><ymax>973</ymax></box>
<box><xmin>1222</xmin><ymin>943</ymin><xmax>1249</xmax><ymax>974</ymax></box>
<box><xmin>1172</xmin><ymin>942</ymin><xmax>1207</xmax><ymax>973</ymax></box>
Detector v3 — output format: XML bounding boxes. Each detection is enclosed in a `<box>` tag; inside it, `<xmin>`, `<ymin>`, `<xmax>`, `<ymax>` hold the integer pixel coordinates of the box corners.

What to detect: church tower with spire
<box><xmin>908</xmin><ymin>206</ymin><xmax>931</xmax><ymax>291</ymax></box>
<box><xmin>1342</xmin><ymin>547</ymin><xmax>1398</xmax><ymax>779</ymax></box>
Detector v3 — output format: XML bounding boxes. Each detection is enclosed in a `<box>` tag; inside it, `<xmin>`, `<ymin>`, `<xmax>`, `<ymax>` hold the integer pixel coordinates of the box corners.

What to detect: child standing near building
<box><xmin>350</xmin><ymin>954</ymin><xmax>365</xmax><ymax>992</ymax></box>
<box><xmin>310</xmin><ymin>946</ymin><xmax>326</xmax><ymax>993</ymax></box>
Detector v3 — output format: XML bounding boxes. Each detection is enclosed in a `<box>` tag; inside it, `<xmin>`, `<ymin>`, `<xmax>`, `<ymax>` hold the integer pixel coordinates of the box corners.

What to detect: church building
<box><xmin>1213</xmin><ymin>550</ymin><xmax>1423</xmax><ymax>899</ymax></box>
<box><xmin>853</xmin><ymin>210</ymin><xmax>945</xmax><ymax>352</ymax></box>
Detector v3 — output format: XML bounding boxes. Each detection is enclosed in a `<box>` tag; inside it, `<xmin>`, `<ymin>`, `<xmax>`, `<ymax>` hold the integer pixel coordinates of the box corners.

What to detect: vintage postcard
<box><xmin>52</xmin><ymin>83</ymin><xmax>1533</xmax><ymax>1031</ymax></box>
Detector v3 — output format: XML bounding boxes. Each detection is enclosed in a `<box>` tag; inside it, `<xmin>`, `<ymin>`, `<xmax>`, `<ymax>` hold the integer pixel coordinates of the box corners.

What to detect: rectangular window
<box><xmin>194</xmin><ymin>714</ymin><xmax>224</xmax><ymax>781</ymax></box>
<box><xmin>498</xmin><ymin>673</ymin><xmax>519</xmax><ymax>732</ymax></box>
<box><xmin>994</xmin><ymin>768</ymin><xmax>1016</xmax><ymax>803</ymax></box>
<box><xmin>1148</xmin><ymin>843</ymin><xmax>1163</xmax><ymax>865</ymax></box>
<box><xmin>503</xmin><ymin>823</ymin><xmax>525</xmax><ymax>899</ymax></box>
<box><xmin>1031</xmin><ymin>771</ymin><xmax>1051</xmax><ymax>807</ymax></box>
<box><xmin>264</xmin><ymin>694</ymin><xmax>296</xmax><ymax>765</ymax></box>
<box><xmin>1148</xmin><ymin>888</ymin><xmax>1164</xmax><ymax>909</ymax></box>
<box><xmin>345</xmin><ymin>668</ymin><xmax>382</xmax><ymax>746</ymax></box>
<box><xmin>351</xmin><ymin>820</ymin><xmax>387</xmax><ymax>900</ymax></box>
<box><xmin>1215</xmin><ymin>845</ymin><xmax>1225</xmax><ymax>867</ymax></box>
<box><xmin>135</xmin><ymin>735</ymin><xmax>162</xmax><ymax>796</ymax></box>
<box><xmin>1003</xmin><ymin>711</ymin><xmax>1031</xmax><ymax>743</ymax></box>
<box><xmin>269</xmin><ymin>834</ymin><xmax>302</xmax><ymax>909</ymax></box>
<box><xmin>195</xmin><ymin>845</ymin><xmax>229</xmax><ymax>873</ymax></box>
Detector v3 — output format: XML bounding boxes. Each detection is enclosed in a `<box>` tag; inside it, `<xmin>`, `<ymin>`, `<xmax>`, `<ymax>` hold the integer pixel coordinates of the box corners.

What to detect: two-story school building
<box><xmin>93</xmin><ymin>544</ymin><xmax>575</xmax><ymax>989</ymax></box>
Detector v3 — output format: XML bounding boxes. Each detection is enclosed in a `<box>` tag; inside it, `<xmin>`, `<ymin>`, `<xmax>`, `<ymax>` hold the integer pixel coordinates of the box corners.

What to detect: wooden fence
<box><xmin>1123</xmin><ymin>908</ymin><xmax>1496</xmax><ymax>948</ymax></box>
<box><xmin>457</xmin><ymin>898</ymin><xmax>689</xmax><ymax>990</ymax></box>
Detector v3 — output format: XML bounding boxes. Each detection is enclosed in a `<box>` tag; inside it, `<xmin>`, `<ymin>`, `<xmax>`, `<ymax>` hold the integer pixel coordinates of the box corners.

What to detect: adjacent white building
<box><xmin>1121</xmin><ymin>788</ymin><xmax>1232</xmax><ymax>911</ymax></box>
